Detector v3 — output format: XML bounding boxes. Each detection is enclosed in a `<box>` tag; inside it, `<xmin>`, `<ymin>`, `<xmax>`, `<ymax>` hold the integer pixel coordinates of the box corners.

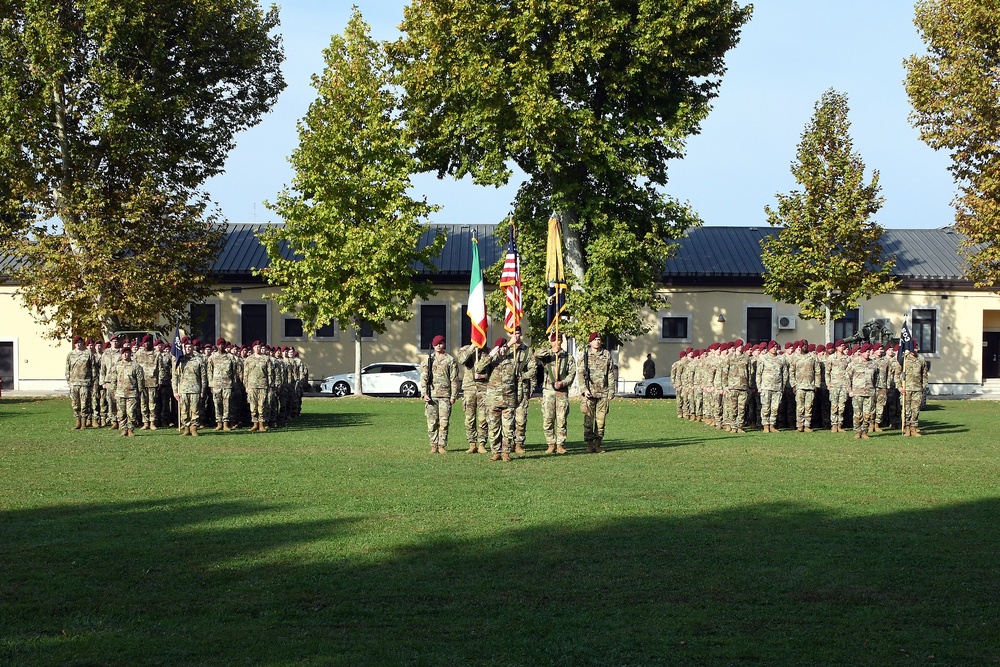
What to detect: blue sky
<box><xmin>205</xmin><ymin>1</ymin><xmax>955</xmax><ymax>230</ymax></box>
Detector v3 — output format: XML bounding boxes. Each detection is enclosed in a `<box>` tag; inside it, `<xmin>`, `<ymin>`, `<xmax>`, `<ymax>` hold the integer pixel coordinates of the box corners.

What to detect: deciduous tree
<box><xmin>905</xmin><ymin>0</ymin><xmax>1000</xmax><ymax>288</ymax></box>
<box><xmin>0</xmin><ymin>0</ymin><xmax>285</xmax><ymax>338</ymax></box>
<box><xmin>392</xmin><ymin>0</ymin><xmax>751</xmax><ymax>341</ymax></box>
<box><xmin>762</xmin><ymin>89</ymin><xmax>898</xmax><ymax>340</ymax></box>
<box><xmin>260</xmin><ymin>9</ymin><xmax>444</xmax><ymax>392</ymax></box>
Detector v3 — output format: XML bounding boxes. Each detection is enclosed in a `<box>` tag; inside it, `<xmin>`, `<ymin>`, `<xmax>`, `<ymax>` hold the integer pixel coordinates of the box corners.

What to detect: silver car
<box><xmin>634</xmin><ymin>376</ymin><xmax>676</xmax><ymax>398</ymax></box>
<box><xmin>320</xmin><ymin>362</ymin><xmax>421</xmax><ymax>398</ymax></box>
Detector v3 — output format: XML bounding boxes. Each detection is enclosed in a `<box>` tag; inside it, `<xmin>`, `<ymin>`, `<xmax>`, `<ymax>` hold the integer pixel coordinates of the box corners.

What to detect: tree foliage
<box><xmin>392</xmin><ymin>0</ymin><xmax>751</xmax><ymax>341</ymax></box>
<box><xmin>762</xmin><ymin>89</ymin><xmax>898</xmax><ymax>326</ymax></box>
<box><xmin>905</xmin><ymin>0</ymin><xmax>1000</xmax><ymax>289</ymax></box>
<box><xmin>0</xmin><ymin>0</ymin><xmax>285</xmax><ymax>338</ymax></box>
<box><xmin>260</xmin><ymin>8</ymin><xmax>444</xmax><ymax>384</ymax></box>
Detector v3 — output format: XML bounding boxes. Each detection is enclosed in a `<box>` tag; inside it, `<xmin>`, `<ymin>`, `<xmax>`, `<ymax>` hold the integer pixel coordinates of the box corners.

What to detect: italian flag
<box><xmin>467</xmin><ymin>237</ymin><xmax>488</xmax><ymax>348</ymax></box>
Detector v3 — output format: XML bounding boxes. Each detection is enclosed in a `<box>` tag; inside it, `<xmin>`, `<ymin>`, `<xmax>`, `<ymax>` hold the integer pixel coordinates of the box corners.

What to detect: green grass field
<box><xmin>2</xmin><ymin>396</ymin><xmax>998</xmax><ymax>666</ymax></box>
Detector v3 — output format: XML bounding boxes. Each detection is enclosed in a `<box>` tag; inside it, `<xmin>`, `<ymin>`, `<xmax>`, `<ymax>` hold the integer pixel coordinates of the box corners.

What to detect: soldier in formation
<box><xmin>474</xmin><ymin>337</ymin><xmax>521</xmax><ymax>461</ymax></box>
<box><xmin>66</xmin><ymin>336</ymin><xmax>96</xmax><ymax>429</ymax></box>
<box><xmin>578</xmin><ymin>332</ymin><xmax>616</xmax><ymax>453</ymax></box>
<box><xmin>111</xmin><ymin>343</ymin><xmax>145</xmax><ymax>437</ymax></box>
<box><xmin>535</xmin><ymin>332</ymin><xmax>576</xmax><ymax>453</ymax></box>
<box><xmin>420</xmin><ymin>334</ymin><xmax>459</xmax><ymax>453</ymax></box>
<box><xmin>901</xmin><ymin>342</ymin><xmax>929</xmax><ymax>436</ymax></box>
<box><xmin>457</xmin><ymin>341</ymin><xmax>490</xmax><ymax>454</ymax></box>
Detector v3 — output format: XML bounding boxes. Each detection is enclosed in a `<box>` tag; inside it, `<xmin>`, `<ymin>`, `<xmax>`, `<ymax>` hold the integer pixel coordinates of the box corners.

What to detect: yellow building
<box><xmin>2</xmin><ymin>224</ymin><xmax>997</xmax><ymax>396</ymax></box>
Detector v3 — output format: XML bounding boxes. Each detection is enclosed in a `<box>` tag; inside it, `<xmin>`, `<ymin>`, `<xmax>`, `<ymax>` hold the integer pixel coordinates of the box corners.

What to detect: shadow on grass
<box><xmin>276</xmin><ymin>410</ymin><xmax>376</xmax><ymax>431</ymax></box>
<box><xmin>3</xmin><ymin>495</ymin><xmax>998</xmax><ymax>666</ymax></box>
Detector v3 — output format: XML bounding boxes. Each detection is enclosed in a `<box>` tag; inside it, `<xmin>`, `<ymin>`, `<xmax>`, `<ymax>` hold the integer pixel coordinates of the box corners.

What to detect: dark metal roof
<box><xmin>1</xmin><ymin>223</ymin><xmax>978</xmax><ymax>288</ymax></box>
<box><xmin>661</xmin><ymin>226</ymin><xmax>971</xmax><ymax>285</ymax></box>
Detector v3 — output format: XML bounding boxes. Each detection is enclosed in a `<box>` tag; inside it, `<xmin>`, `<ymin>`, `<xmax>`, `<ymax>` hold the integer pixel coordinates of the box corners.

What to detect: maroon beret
<box><xmin>432</xmin><ymin>334</ymin><xmax>446</xmax><ymax>346</ymax></box>
<box><xmin>494</xmin><ymin>337</ymin><xmax>507</xmax><ymax>348</ymax></box>
<box><xmin>216</xmin><ymin>337</ymin><xmax>226</xmax><ymax>346</ymax></box>
<box><xmin>588</xmin><ymin>331</ymin><xmax>601</xmax><ymax>343</ymax></box>
<box><xmin>181</xmin><ymin>336</ymin><xmax>190</xmax><ymax>344</ymax></box>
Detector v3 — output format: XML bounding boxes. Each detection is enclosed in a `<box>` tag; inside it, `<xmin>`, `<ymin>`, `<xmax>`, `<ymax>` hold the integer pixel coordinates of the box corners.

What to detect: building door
<box><xmin>984</xmin><ymin>332</ymin><xmax>1000</xmax><ymax>380</ymax></box>
<box><xmin>0</xmin><ymin>341</ymin><xmax>13</xmax><ymax>391</ymax></box>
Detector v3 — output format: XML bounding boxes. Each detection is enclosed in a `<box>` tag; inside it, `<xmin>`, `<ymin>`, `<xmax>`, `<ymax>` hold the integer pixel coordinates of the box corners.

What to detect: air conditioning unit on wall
<box><xmin>777</xmin><ymin>315</ymin><xmax>797</xmax><ymax>330</ymax></box>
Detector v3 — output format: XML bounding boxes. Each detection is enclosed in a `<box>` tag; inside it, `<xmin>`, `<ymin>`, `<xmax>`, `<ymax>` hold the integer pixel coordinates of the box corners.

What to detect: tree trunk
<box><xmin>353</xmin><ymin>316</ymin><xmax>364</xmax><ymax>396</ymax></box>
<box><xmin>557</xmin><ymin>209</ymin><xmax>586</xmax><ymax>289</ymax></box>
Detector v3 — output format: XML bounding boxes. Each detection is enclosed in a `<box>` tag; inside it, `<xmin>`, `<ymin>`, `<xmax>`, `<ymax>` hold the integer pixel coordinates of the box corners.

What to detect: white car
<box><xmin>634</xmin><ymin>376</ymin><xmax>676</xmax><ymax>399</ymax></box>
<box><xmin>320</xmin><ymin>362</ymin><xmax>421</xmax><ymax>398</ymax></box>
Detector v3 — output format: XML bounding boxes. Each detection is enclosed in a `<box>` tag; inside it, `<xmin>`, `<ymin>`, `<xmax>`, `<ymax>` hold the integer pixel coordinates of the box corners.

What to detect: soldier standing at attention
<box><xmin>475</xmin><ymin>337</ymin><xmax>518</xmax><ymax>461</ymax></box>
<box><xmin>111</xmin><ymin>343</ymin><xmax>145</xmax><ymax>437</ymax></box>
<box><xmin>901</xmin><ymin>342</ymin><xmax>929</xmax><ymax>436</ymax></box>
<box><xmin>723</xmin><ymin>344</ymin><xmax>751</xmax><ymax>433</ymax></box>
<box><xmin>244</xmin><ymin>341</ymin><xmax>271</xmax><ymax>432</ymax></box>
<box><xmin>826</xmin><ymin>340</ymin><xmax>851</xmax><ymax>432</ymax></box>
<box><xmin>134</xmin><ymin>336</ymin><xmax>160</xmax><ymax>429</ymax></box>
<box><xmin>790</xmin><ymin>340</ymin><xmax>820</xmax><ymax>432</ymax></box>
<box><xmin>100</xmin><ymin>336</ymin><xmax>122</xmax><ymax>429</ymax></box>
<box><xmin>172</xmin><ymin>337</ymin><xmax>208</xmax><ymax>436</ymax></box>
<box><xmin>871</xmin><ymin>344</ymin><xmax>890</xmax><ymax>432</ymax></box>
<box><xmin>155</xmin><ymin>340</ymin><xmax>174</xmax><ymax>427</ymax></box>
<box><xmin>457</xmin><ymin>341</ymin><xmax>490</xmax><ymax>454</ymax></box>
<box><xmin>208</xmin><ymin>338</ymin><xmax>239</xmax><ymax>431</ymax></box>
<box><xmin>670</xmin><ymin>351</ymin><xmax>686</xmax><ymax>419</ymax></box>
<box><xmin>578</xmin><ymin>331</ymin><xmax>615</xmax><ymax>453</ymax></box>
<box><xmin>756</xmin><ymin>341</ymin><xmax>786</xmax><ymax>433</ymax></box>
<box><xmin>66</xmin><ymin>336</ymin><xmax>96</xmax><ymax>430</ymax></box>
<box><xmin>89</xmin><ymin>340</ymin><xmax>104</xmax><ymax>426</ymax></box>
<box><xmin>847</xmin><ymin>344</ymin><xmax>877</xmax><ymax>439</ymax></box>
<box><xmin>535</xmin><ymin>332</ymin><xmax>576</xmax><ymax>454</ymax></box>
<box><xmin>420</xmin><ymin>334</ymin><xmax>459</xmax><ymax>454</ymax></box>
<box><xmin>509</xmin><ymin>326</ymin><xmax>534</xmax><ymax>454</ymax></box>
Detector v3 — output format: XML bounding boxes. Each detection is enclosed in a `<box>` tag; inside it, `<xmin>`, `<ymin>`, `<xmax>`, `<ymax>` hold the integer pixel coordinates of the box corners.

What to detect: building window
<box><xmin>912</xmin><ymin>308</ymin><xmax>938</xmax><ymax>354</ymax></box>
<box><xmin>357</xmin><ymin>319</ymin><xmax>377</xmax><ymax>342</ymax></box>
<box><xmin>240</xmin><ymin>303</ymin><xmax>268</xmax><ymax>346</ymax></box>
<box><xmin>420</xmin><ymin>304</ymin><xmax>447</xmax><ymax>349</ymax></box>
<box><xmin>834</xmin><ymin>308</ymin><xmax>860</xmax><ymax>342</ymax></box>
<box><xmin>746</xmin><ymin>307</ymin><xmax>773</xmax><ymax>344</ymax></box>
<box><xmin>190</xmin><ymin>303</ymin><xmax>218</xmax><ymax>343</ymax></box>
<box><xmin>281</xmin><ymin>316</ymin><xmax>305</xmax><ymax>341</ymax></box>
<box><xmin>660</xmin><ymin>314</ymin><xmax>691</xmax><ymax>342</ymax></box>
<box><xmin>315</xmin><ymin>320</ymin><xmax>338</xmax><ymax>340</ymax></box>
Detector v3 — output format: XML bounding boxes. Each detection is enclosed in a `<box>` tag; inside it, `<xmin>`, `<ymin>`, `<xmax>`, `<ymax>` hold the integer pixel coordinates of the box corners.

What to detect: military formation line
<box><xmin>64</xmin><ymin>335</ymin><xmax>309</xmax><ymax>436</ymax></box>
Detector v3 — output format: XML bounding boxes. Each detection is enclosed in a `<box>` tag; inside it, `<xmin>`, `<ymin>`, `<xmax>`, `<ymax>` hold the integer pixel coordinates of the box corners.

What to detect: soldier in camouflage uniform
<box><xmin>870</xmin><ymin>344</ymin><xmax>890</xmax><ymax>432</ymax></box>
<box><xmin>790</xmin><ymin>341</ymin><xmax>820</xmax><ymax>432</ymax></box>
<box><xmin>756</xmin><ymin>341</ymin><xmax>786</xmax><ymax>432</ymax></box>
<box><xmin>681</xmin><ymin>349</ymin><xmax>697</xmax><ymax>420</ymax></box>
<box><xmin>66</xmin><ymin>336</ymin><xmax>96</xmax><ymax>430</ymax></box>
<box><xmin>100</xmin><ymin>337</ymin><xmax>122</xmax><ymax>429</ymax></box>
<box><xmin>134</xmin><ymin>336</ymin><xmax>161</xmax><ymax>429</ymax></box>
<box><xmin>475</xmin><ymin>337</ymin><xmax>521</xmax><ymax>461</ymax></box>
<box><xmin>578</xmin><ymin>331</ymin><xmax>616</xmax><ymax>453</ymax></box>
<box><xmin>748</xmin><ymin>344</ymin><xmax>763</xmax><ymax>428</ymax></box>
<box><xmin>89</xmin><ymin>340</ymin><xmax>104</xmax><ymax>426</ymax></box>
<box><xmin>457</xmin><ymin>342</ymin><xmax>490</xmax><ymax>454</ymax></box>
<box><xmin>885</xmin><ymin>345</ymin><xmax>903</xmax><ymax>429</ymax></box>
<box><xmin>670</xmin><ymin>350</ymin><xmax>687</xmax><ymax>419</ymax></box>
<box><xmin>847</xmin><ymin>344</ymin><xmax>877</xmax><ymax>439</ymax></box>
<box><xmin>826</xmin><ymin>340</ymin><xmax>851</xmax><ymax>432</ymax></box>
<box><xmin>172</xmin><ymin>337</ymin><xmax>208</xmax><ymax>436</ymax></box>
<box><xmin>816</xmin><ymin>343</ymin><xmax>832</xmax><ymax>429</ymax></box>
<box><xmin>901</xmin><ymin>342</ymin><xmax>929</xmax><ymax>436</ymax></box>
<box><xmin>111</xmin><ymin>344</ymin><xmax>145</xmax><ymax>437</ymax></box>
<box><xmin>509</xmin><ymin>327</ymin><xmax>535</xmax><ymax>453</ymax></box>
<box><xmin>244</xmin><ymin>341</ymin><xmax>271</xmax><ymax>432</ymax></box>
<box><xmin>420</xmin><ymin>334</ymin><xmax>459</xmax><ymax>453</ymax></box>
<box><xmin>156</xmin><ymin>340</ymin><xmax>175</xmax><ymax>427</ymax></box>
<box><xmin>723</xmin><ymin>344</ymin><xmax>751</xmax><ymax>433</ymax></box>
<box><xmin>535</xmin><ymin>333</ymin><xmax>576</xmax><ymax>453</ymax></box>
<box><xmin>208</xmin><ymin>338</ymin><xmax>240</xmax><ymax>431</ymax></box>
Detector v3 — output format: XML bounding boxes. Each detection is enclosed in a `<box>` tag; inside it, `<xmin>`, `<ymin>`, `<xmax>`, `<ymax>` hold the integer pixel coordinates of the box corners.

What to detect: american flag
<box><xmin>499</xmin><ymin>226</ymin><xmax>522</xmax><ymax>333</ymax></box>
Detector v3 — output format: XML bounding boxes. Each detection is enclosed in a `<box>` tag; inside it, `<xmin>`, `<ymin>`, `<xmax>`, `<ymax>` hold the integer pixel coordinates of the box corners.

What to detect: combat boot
<box><xmin>586</xmin><ymin>440</ymin><xmax>595</xmax><ymax>453</ymax></box>
<box><xmin>190</xmin><ymin>425</ymin><xmax>199</xmax><ymax>436</ymax></box>
<box><xmin>249</xmin><ymin>422</ymin><xmax>259</xmax><ymax>432</ymax></box>
<box><xmin>804</xmin><ymin>427</ymin><xmax>813</xmax><ymax>433</ymax></box>
<box><xmin>501</xmin><ymin>452</ymin><xmax>512</xmax><ymax>462</ymax></box>
<box><xmin>514</xmin><ymin>444</ymin><xmax>526</xmax><ymax>454</ymax></box>
<box><xmin>736</xmin><ymin>428</ymin><xmax>746</xmax><ymax>434</ymax></box>
<box><xmin>556</xmin><ymin>444</ymin><xmax>568</xmax><ymax>454</ymax></box>
<box><xmin>911</xmin><ymin>428</ymin><xmax>922</xmax><ymax>437</ymax></box>
<box><xmin>594</xmin><ymin>440</ymin><xmax>606</xmax><ymax>454</ymax></box>
<box><xmin>141</xmin><ymin>423</ymin><xmax>149</xmax><ymax>430</ymax></box>
<box><xmin>127</xmin><ymin>429</ymin><xmax>135</xmax><ymax>437</ymax></box>
<box><xmin>477</xmin><ymin>444</ymin><xmax>487</xmax><ymax>454</ymax></box>
<box><xmin>180</xmin><ymin>426</ymin><xmax>190</xmax><ymax>436</ymax></box>
<box><xmin>902</xmin><ymin>426</ymin><xmax>911</xmax><ymax>436</ymax></box>
<box><xmin>149</xmin><ymin>423</ymin><xmax>157</xmax><ymax>430</ymax></box>
<box><xmin>437</xmin><ymin>446</ymin><xmax>447</xmax><ymax>454</ymax></box>
<box><xmin>860</xmin><ymin>431</ymin><xmax>870</xmax><ymax>440</ymax></box>
<box><xmin>796</xmin><ymin>425</ymin><xmax>804</xmax><ymax>432</ymax></box>
<box><xmin>223</xmin><ymin>423</ymin><xmax>232</xmax><ymax>432</ymax></box>
<box><xmin>545</xmin><ymin>443</ymin><xmax>556</xmax><ymax>454</ymax></box>
<box><xmin>874</xmin><ymin>424</ymin><xmax>883</xmax><ymax>433</ymax></box>
<box><xmin>260</xmin><ymin>422</ymin><xmax>268</xmax><ymax>432</ymax></box>
<box><xmin>120</xmin><ymin>428</ymin><xmax>128</xmax><ymax>437</ymax></box>
<box><xmin>214</xmin><ymin>423</ymin><xmax>223</xmax><ymax>432</ymax></box>
<box><xmin>430</xmin><ymin>445</ymin><xmax>438</xmax><ymax>454</ymax></box>
<box><xmin>73</xmin><ymin>417</ymin><xmax>82</xmax><ymax>430</ymax></box>
<box><xmin>490</xmin><ymin>453</ymin><xmax>502</xmax><ymax>461</ymax></box>
<box><xmin>831</xmin><ymin>425</ymin><xmax>838</xmax><ymax>433</ymax></box>
<box><xmin>853</xmin><ymin>432</ymin><xmax>861</xmax><ymax>440</ymax></box>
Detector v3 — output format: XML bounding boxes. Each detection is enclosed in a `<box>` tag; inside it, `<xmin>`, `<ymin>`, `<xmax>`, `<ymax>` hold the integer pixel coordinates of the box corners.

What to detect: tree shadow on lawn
<box><xmin>277</xmin><ymin>411</ymin><xmax>376</xmax><ymax>431</ymax></box>
<box><xmin>3</xmin><ymin>496</ymin><xmax>998</xmax><ymax>666</ymax></box>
